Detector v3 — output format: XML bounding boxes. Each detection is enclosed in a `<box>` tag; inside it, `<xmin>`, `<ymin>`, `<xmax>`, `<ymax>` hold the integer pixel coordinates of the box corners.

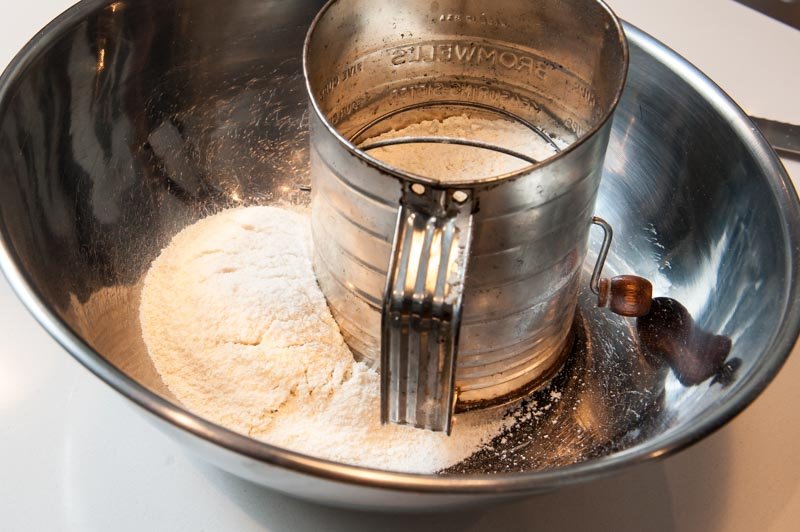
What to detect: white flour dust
<box><xmin>362</xmin><ymin>114</ymin><xmax>565</xmax><ymax>181</ymax></box>
<box><xmin>139</xmin><ymin>206</ymin><xmax>507</xmax><ymax>473</ymax></box>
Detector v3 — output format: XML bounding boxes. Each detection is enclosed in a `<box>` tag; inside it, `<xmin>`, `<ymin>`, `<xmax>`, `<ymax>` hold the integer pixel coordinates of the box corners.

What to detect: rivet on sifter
<box><xmin>452</xmin><ymin>190</ymin><xmax>469</xmax><ymax>203</ymax></box>
<box><xmin>411</xmin><ymin>183</ymin><xmax>426</xmax><ymax>195</ymax></box>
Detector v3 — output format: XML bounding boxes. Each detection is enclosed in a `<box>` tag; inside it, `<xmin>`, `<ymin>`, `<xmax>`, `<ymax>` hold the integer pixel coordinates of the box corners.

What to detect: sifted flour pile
<box><xmin>362</xmin><ymin>114</ymin><xmax>565</xmax><ymax>181</ymax></box>
<box><xmin>140</xmin><ymin>206</ymin><xmax>507</xmax><ymax>473</ymax></box>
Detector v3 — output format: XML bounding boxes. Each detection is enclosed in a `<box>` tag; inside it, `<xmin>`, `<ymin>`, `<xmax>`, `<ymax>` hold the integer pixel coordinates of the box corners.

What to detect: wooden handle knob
<box><xmin>598</xmin><ymin>275</ymin><xmax>653</xmax><ymax>317</ymax></box>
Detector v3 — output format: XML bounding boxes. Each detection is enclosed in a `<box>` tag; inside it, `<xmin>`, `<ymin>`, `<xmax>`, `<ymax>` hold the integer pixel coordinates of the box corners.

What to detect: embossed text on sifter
<box><xmin>303</xmin><ymin>0</ymin><xmax>651</xmax><ymax>433</ymax></box>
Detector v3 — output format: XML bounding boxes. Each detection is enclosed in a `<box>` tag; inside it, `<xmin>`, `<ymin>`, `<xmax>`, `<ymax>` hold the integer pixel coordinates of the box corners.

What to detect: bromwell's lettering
<box><xmin>477</xmin><ymin>47</ymin><xmax>496</xmax><ymax>64</ymax></box>
<box><xmin>454</xmin><ymin>43</ymin><xmax>477</xmax><ymax>62</ymax></box>
<box><xmin>388</xmin><ymin>42</ymin><xmax>543</xmax><ymax>77</ymax></box>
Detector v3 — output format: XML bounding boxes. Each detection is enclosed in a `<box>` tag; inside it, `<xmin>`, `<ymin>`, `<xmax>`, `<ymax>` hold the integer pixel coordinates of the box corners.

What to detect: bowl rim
<box><xmin>1</xmin><ymin>0</ymin><xmax>799</xmax><ymax>495</ymax></box>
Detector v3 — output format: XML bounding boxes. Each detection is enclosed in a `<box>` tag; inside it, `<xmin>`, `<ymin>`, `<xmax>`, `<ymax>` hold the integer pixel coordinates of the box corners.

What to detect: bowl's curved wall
<box><xmin>0</xmin><ymin>0</ymin><xmax>323</xmax><ymax>394</ymax></box>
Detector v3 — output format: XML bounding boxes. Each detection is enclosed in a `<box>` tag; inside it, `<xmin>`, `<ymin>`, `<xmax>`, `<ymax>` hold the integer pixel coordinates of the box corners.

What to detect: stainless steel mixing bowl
<box><xmin>0</xmin><ymin>0</ymin><xmax>798</xmax><ymax>511</ymax></box>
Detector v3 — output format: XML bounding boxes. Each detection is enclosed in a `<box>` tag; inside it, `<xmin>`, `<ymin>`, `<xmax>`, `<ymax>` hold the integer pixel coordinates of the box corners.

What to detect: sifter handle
<box><xmin>380</xmin><ymin>183</ymin><xmax>474</xmax><ymax>434</ymax></box>
<box><xmin>590</xmin><ymin>216</ymin><xmax>653</xmax><ymax>317</ymax></box>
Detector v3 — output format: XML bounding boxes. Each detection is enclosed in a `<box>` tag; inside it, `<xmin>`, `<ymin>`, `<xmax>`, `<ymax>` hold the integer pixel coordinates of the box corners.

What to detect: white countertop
<box><xmin>1</xmin><ymin>1</ymin><xmax>799</xmax><ymax>530</ymax></box>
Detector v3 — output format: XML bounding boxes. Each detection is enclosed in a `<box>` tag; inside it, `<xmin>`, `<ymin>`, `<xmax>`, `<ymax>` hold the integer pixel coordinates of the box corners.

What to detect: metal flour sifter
<box><xmin>303</xmin><ymin>0</ymin><xmax>652</xmax><ymax>433</ymax></box>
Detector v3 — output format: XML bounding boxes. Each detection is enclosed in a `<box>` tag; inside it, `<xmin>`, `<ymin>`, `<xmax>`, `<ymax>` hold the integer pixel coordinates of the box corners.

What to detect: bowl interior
<box><xmin>0</xmin><ymin>0</ymin><xmax>797</xmax><ymax>490</ymax></box>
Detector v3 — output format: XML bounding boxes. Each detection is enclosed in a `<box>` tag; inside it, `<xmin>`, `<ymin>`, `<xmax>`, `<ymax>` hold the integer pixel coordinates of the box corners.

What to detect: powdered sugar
<box><xmin>139</xmin><ymin>206</ymin><xmax>507</xmax><ymax>473</ymax></box>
